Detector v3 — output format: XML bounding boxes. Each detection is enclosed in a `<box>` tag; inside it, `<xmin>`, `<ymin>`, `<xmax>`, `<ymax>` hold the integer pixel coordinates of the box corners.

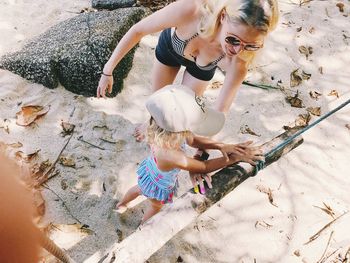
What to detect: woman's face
<box><xmin>219</xmin><ymin>12</ymin><xmax>265</xmax><ymax>57</ymax></box>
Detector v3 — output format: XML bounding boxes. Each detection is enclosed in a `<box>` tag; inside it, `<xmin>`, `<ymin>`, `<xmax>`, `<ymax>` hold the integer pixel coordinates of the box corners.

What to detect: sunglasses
<box><xmin>225</xmin><ymin>34</ymin><xmax>263</xmax><ymax>52</ymax></box>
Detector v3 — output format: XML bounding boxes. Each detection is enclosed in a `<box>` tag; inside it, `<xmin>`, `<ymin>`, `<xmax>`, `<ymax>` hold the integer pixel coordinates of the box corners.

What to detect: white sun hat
<box><xmin>146</xmin><ymin>84</ymin><xmax>225</xmax><ymax>136</ymax></box>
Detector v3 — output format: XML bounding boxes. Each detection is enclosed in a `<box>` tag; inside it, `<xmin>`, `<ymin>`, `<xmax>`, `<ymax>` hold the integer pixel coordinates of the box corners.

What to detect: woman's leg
<box><xmin>116</xmin><ymin>185</ymin><xmax>142</xmax><ymax>210</ymax></box>
<box><xmin>133</xmin><ymin>60</ymin><xmax>180</xmax><ymax>141</ymax></box>
<box><xmin>141</xmin><ymin>198</ymin><xmax>164</xmax><ymax>224</ymax></box>
<box><xmin>150</xmin><ymin>60</ymin><xmax>180</xmax><ymax>91</ymax></box>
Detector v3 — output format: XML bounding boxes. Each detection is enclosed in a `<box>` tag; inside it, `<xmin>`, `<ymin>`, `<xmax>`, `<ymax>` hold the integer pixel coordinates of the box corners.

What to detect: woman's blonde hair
<box><xmin>198</xmin><ymin>0</ymin><xmax>279</xmax><ymax>62</ymax></box>
<box><xmin>147</xmin><ymin>118</ymin><xmax>192</xmax><ymax>149</ymax></box>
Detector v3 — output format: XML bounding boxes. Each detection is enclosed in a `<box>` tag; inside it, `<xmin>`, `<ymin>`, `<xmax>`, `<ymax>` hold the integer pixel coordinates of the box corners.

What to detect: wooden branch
<box><xmin>40</xmin><ymin>233</ymin><xmax>76</xmax><ymax>263</ymax></box>
<box><xmin>77</xmin><ymin>136</ymin><xmax>105</xmax><ymax>150</ymax></box>
<box><xmin>304</xmin><ymin>212</ymin><xmax>347</xmax><ymax>245</ymax></box>
<box><xmin>42</xmin><ymin>185</ymin><xmax>82</xmax><ymax>224</ymax></box>
<box><xmin>317</xmin><ymin>231</ymin><xmax>334</xmax><ymax>263</ymax></box>
<box><xmin>38</xmin><ymin>130</ymin><xmax>74</xmax><ymax>186</ymax></box>
<box><xmin>99</xmin><ymin>128</ymin><xmax>304</xmax><ymax>263</ymax></box>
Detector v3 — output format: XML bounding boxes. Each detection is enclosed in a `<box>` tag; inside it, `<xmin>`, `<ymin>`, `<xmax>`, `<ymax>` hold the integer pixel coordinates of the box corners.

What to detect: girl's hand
<box><xmin>228</xmin><ymin>142</ymin><xmax>264</xmax><ymax>165</ymax></box>
<box><xmin>218</xmin><ymin>141</ymin><xmax>254</xmax><ymax>161</ymax></box>
<box><xmin>190</xmin><ymin>150</ymin><xmax>211</xmax><ymax>194</ymax></box>
<box><xmin>190</xmin><ymin>173</ymin><xmax>212</xmax><ymax>194</ymax></box>
<box><xmin>96</xmin><ymin>74</ymin><xmax>114</xmax><ymax>98</ymax></box>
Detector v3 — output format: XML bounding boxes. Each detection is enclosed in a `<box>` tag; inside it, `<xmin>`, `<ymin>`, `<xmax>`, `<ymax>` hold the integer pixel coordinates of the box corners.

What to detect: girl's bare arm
<box><xmin>186</xmin><ymin>134</ymin><xmax>224</xmax><ymax>151</ymax></box>
<box><xmin>166</xmin><ymin>148</ymin><xmax>262</xmax><ymax>174</ymax></box>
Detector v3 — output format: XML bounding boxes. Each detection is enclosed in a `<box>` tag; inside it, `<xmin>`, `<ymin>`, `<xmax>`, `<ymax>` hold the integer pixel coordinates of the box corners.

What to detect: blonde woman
<box><xmin>115</xmin><ymin>84</ymin><xmax>263</xmax><ymax>223</ymax></box>
<box><xmin>97</xmin><ymin>0</ymin><xmax>278</xmax><ymax>123</ymax></box>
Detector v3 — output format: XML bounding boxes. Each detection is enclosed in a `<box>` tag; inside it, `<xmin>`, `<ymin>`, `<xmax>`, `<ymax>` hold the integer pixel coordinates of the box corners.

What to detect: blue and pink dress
<box><xmin>137</xmin><ymin>146</ymin><xmax>183</xmax><ymax>204</ymax></box>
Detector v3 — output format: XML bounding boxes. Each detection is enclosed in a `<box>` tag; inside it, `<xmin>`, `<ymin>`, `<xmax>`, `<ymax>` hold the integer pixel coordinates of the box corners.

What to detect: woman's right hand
<box><xmin>96</xmin><ymin>74</ymin><xmax>114</xmax><ymax>98</ymax></box>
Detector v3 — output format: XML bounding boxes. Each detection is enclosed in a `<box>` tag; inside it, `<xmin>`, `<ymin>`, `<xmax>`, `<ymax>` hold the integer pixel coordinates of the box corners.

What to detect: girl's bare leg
<box><xmin>141</xmin><ymin>198</ymin><xmax>164</xmax><ymax>224</ymax></box>
<box><xmin>133</xmin><ymin>60</ymin><xmax>180</xmax><ymax>142</ymax></box>
<box><xmin>116</xmin><ymin>185</ymin><xmax>142</xmax><ymax>211</ymax></box>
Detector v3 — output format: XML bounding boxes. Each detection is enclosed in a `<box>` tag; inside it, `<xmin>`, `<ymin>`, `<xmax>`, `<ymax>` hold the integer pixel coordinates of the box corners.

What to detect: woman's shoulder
<box><xmin>174</xmin><ymin>0</ymin><xmax>203</xmax><ymax>18</ymax></box>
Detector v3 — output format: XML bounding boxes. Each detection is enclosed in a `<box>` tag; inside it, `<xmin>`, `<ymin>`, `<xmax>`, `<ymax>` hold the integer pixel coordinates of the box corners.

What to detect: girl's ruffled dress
<box><xmin>137</xmin><ymin>148</ymin><xmax>181</xmax><ymax>204</ymax></box>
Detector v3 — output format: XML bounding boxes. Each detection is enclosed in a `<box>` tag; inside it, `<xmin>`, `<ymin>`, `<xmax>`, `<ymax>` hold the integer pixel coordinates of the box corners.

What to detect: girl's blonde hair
<box><xmin>198</xmin><ymin>0</ymin><xmax>279</xmax><ymax>62</ymax></box>
<box><xmin>147</xmin><ymin>118</ymin><xmax>192</xmax><ymax>149</ymax></box>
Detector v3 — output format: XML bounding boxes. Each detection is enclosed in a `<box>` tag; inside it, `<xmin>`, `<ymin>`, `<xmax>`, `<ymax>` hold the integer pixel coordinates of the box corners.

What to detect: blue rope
<box><xmin>252</xmin><ymin>98</ymin><xmax>350</xmax><ymax>176</ymax></box>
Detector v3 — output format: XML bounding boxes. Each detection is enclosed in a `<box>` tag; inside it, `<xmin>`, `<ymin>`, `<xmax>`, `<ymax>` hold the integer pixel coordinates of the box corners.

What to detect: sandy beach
<box><xmin>1</xmin><ymin>0</ymin><xmax>350</xmax><ymax>262</ymax></box>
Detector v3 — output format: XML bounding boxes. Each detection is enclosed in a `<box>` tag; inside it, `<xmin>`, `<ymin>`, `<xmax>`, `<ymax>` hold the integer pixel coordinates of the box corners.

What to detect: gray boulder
<box><xmin>92</xmin><ymin>0</ymin><xmax>136</xmax><ymax>10</ymax></box>
<box><xmin>0</xmin><ymin>8</ymin><xmax>148</xmax><ymax>97</ymax></box>
<box><xmin>137</xmin><ymin>0</ymin><xmax>176</xmax><ymax>11</ymax></box>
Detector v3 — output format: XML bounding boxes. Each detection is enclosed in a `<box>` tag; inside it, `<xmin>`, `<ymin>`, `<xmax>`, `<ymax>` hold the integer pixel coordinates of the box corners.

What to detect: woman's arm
<box><xmin>103</xmin><ymin>0</ymin><xmax>200</xmax><ymax>75</ymax></box>
<box><xmin>97</xmin><ymin>0</ymin><xmax>201</xmax><ymax>97</ymax></box>
<box><xmin>215</xmin><ymin>58</ymin><xmax>248</xmax><ymax>113</ymax></box>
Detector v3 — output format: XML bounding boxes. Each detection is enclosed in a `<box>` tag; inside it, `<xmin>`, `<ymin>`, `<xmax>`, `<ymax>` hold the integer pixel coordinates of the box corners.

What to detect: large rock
<box><xmin>92</xmin><ymin>0</ymin><xmax>175</xmax><ymax>12</ymax></box>
<box><xmin>0</xmin><ymin>8</ymin><xmax>148</xmax><ymax>97</ymax></box>
<box><xmin>92</xmin><ymin>0</ymin><xmax>136</xmax><ymax>10</ymax></box>
<box><xmin>136</xmin><ymin>0</ymin><xmax>176</xmax><ymax>11</ymax></box>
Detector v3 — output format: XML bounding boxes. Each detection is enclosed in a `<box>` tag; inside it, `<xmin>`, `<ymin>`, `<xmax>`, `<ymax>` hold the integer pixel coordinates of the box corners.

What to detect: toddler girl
<box><xmin>116</xmin><ymin>84</ymin><xmax>262</xmax><ymax>224</ymax></box>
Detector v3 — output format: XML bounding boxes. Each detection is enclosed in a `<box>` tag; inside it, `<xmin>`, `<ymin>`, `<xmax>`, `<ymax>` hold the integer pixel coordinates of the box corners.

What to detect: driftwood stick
<box><xmin>99</xmin><ymin>128</ymin><xmax>304</xmax><ymax>263</ymax></box>
<box><xmin>40</xmin><ymin>233</ymin><xmax>76</xmax><ymax>263</ymax></box>
<box><xmin>304</xmin><ymin>212</ymin><xmax>347</xmax><ymax>245</ymax></box>
<box><xmin>38</xmin><ymin>131</ymin><xmax>74</xmax><ymax>186</ymax></box>
<box><xmin>42</xmin><ymin>185</ymin><xmax>82</xmax><ymax>224</ymax></box>
<box><xmin>317</xmin><ymin>231</ymin><xmax>334</xmax><ymax>263</ymax></box>
<box><xmin>78</xmin><ymin>136</ymin><xmax>105</xmax><ymax>150</ymax></box>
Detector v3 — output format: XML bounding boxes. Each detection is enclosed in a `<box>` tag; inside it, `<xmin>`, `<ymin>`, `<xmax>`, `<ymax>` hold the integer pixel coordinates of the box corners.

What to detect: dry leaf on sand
<box><xmin>290</xmin><ymin>69</ymin><xmax>303</xmax><ymax>87</ymax></box>
<box><xmin>16</xmin><ymin>105</ymin><xmax>50</xmax><ymax>126</ymax></box>
<box><xmin>309</xmin><ymin>91</ymin><xmax>322</xmax><ymax>100</ymax></box>
<box><xmin>290</xmin><ymin>69</ymin><xmax>311</xmax><ymax>87</ymax></box>
<box><xmin>328</xmin><ymin>90</ymin><xmax>340</xmax><ymax>98</ymax></box>
<box><xmin>306</xmin><ymin>107</ymin><xmax>321</xmax><ymax>116</ymax></box>
<box><xmin>7</xmin><ymin>142</ymin><xmax>23</xmax><ymax>148</ymax></box>
<box><xmin>61</xmin><ymin>121</ymin><xmax>75</xmax><ymax>136</ymax></box>
<box><xmin>256</xmin><ymin>185</ymin><xmax>278</xmax><ymax>207</ymax></box>
<box><xmin>0</xmin><ymin>124</ymin><xmax>10</xmax><ymax>134</ymax></box>
<box><xmin>15</xmin><ymin>149</ymin><xmax>40</xmax><ymax>162</ymax></box>
<box><xmin>31</xmin><ymin>159</ymin><xmax>51</xmax><ymax>180</ymax></box>
<box><xmin>336</xmin><ymin>2</ymin><xmax>345</xmax><ymax>12</ymax></box>
<box><xmin>286</xmin><ymin>92</ymin><xmax>304</xmax><ymax>108</ymax></box>
<box><xmin>240</xmin><ymin>125</ymin><xmax>261</xmax><ymax>136</ymax></box>
<box><xmin>298</xmin><ymin>45</ymin><xmax>313</xmax><ymax>59</ymax></box>
<box><xmin>295</xmin><ymin>113</ymin><xmax>311</xmax><ymax>127</ymax></box>
<box><xmin>301</xmin><ymin>70</ymin><xmax>311</xmax><ymax>80</ymax></box>
<box><xmin>283</xmin><ymin>113</ymin><xmax>312</xmax><ymax>130</ymax></box>
<box><xmin>255</xmin><ymin>220</ymin><xmax>273</xmax><ymax>228</ymax></box>
<box><xmin>59</xmin><ymin>156</ymin><xmax>75</xmax><ymax>167</ymax></box>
